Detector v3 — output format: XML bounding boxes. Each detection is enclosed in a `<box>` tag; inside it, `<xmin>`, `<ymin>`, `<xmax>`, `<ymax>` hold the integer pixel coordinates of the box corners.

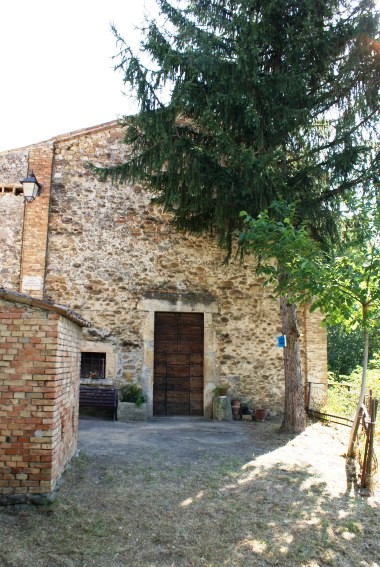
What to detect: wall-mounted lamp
<box><xmin>20</xmin><ymin>171</ymin><xmax>42</xmax><ymax>203</ymax></box>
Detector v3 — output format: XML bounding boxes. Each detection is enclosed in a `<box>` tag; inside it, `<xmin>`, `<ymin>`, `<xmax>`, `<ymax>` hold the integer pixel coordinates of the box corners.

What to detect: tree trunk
<box><xmin>347</xmin><ymin>306</ymin><xmax>369</xmax><ymax>457</ymax></box>
<box><xmin>279</xmin><ymin>295</ymin><xmax>306</xmax><ymax>433</ymax></box>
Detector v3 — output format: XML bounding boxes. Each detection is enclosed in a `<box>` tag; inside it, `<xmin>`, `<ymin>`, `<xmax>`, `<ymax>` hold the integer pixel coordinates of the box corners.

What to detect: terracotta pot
<box><xmin>255</xmin><ymin>409</ymin><xmax>268</xmax><ymax>422</ymax></box>
<box><xmin>231</xmin><ymin>399</ymin><xmax>241</xmax><ymax>420</ymax></box>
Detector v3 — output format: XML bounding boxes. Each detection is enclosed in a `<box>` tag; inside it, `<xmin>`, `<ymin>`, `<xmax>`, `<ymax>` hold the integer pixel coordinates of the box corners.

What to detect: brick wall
<box><xmin>304</xmin><ymin>307</ymin><xmax>328</xmax><ymax>385</ymax></box>
<box><xmin>0</xmin><ymin>144</ymin><xmax>53</xmax><ymax>299</ymax></box>
<box><xmin>20</xmin><ymin>145</ymin><xmax>54</xmax><ymax>299</ymax></box>
<box><xmin>0</xmin><ymin>290</ymin><xmax>86</xmax><ymax>503</ymax></box>
<box><xmin>52</xmin><ymin>316</ymin><xmax>82</xmax><ymax>484</ymax></box>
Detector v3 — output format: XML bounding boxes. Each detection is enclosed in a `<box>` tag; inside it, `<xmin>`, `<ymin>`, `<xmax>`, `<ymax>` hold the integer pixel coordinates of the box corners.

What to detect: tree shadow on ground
<box><xmin>195</xmin><ymin>460</ymin><xmax>379</xmax><ymax>566</ymax></box>
<box><xmin>0</xmin><ymin>421</ymin><xmax>378</xmax><ymax>567</ymax></box>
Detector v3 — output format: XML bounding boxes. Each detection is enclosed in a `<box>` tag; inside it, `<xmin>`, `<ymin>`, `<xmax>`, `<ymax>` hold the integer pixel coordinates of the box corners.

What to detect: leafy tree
<box><xmin>240</xmin><ymin>199</ymin><xmax>380</xmax><ymax>450</ymax></box>
<box><xmin>239</xmin><ymin>203</ymin><xmax>321</xmax><ymax>432</ymax></box>
<box><xmin>96</xmin><ymin>0</ymin><xmax>380</xmax><ymax>432</ymax></box>
<box><xmin>310</xmin><ymin>203</ymin><xmax>380</xmax><ymax>455</ymax></box>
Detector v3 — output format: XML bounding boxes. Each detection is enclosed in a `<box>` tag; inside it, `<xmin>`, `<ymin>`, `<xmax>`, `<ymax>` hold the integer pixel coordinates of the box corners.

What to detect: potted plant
<box><xmin>254</xmin><ymin>409</ymin><xmax>268</xmax><ymax>422</ymax></box>
<box><xmin>118</xmin><ymin>384</ymin><xmax>147</xmax><ymax>421</ymax></box>
<box><xmin>213</xmin><ymin>385</ymin><xmax>229</xmax><ymax>397</ymax></box>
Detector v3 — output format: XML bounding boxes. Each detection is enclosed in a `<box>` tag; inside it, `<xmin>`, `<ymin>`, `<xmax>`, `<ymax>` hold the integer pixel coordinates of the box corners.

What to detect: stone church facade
<box><xmin>0</xmin><ymin>121</ymin><xmax>327</xmax><ymax>417</ymax></box>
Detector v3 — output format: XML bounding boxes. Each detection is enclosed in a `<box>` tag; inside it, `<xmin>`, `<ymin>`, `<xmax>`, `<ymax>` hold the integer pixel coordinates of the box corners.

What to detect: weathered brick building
<box><xmin>0</xmin><ymin>121</ymin><xmax>327</xmax><ymax>418</ymax></box>
<box><xmin>0</xmin><ymin>288</ymin><xmax>88</xmax><ymax>501</ymax></box>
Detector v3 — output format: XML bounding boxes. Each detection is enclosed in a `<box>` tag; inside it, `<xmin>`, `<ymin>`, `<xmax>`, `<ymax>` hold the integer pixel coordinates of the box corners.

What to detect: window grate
<box><xmin>80</xmin><ymin>352</ymin><xmax>106</xmax><ymax>379</ymax></box>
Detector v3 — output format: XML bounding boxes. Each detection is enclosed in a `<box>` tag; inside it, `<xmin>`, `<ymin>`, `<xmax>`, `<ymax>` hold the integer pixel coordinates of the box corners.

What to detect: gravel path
<box><xmin>78</xmin><ymin>416</ymin><xmax>379</xmax><ymax>500</ymax></box>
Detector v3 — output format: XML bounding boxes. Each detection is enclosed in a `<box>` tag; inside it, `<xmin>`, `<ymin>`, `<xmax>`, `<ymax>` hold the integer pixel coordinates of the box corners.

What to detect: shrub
<box><xmin>328</xmin><ymin>325</ymin><xmax>380</xmax><ymax>377</ymax></box>
<box><xmin>323</xmin><ymin>361</ymin><xmax>380</xmax><ymax>418</ymax></box>
<box><xmin>119</xmin><ymin>384</ymin><xmax>146</xmax><ymax>407</ymax></box>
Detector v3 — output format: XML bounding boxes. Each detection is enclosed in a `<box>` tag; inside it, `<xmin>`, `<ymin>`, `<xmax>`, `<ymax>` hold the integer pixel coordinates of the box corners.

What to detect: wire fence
<box><xmin>306</xmin><ymin>382</ymin><xmax>356</xmax><ymax>426</ymax></box>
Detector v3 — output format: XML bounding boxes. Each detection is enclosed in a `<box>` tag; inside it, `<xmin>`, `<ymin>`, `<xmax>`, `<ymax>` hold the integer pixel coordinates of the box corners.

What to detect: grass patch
<box><xmin>0</xmin><ymin>422</ymin><xmax>379</xmax><ymax>567</ymax></box>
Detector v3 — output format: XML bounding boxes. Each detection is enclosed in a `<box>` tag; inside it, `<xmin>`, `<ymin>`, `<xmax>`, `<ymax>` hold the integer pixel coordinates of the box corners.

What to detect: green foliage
<box><xmin>213</xmin><ymin>385</ymin><xmax>229</xmax><ymax>396</ymax></box>
<box><xmin>369</xmin><ymin>352</ymin><xmax>380</xmax><ymax>369</ymax></box>
<box><xmin>240</xmin><ymin>198</ymin><xmax>380</xmax><ymax>331</ymax></box>
<box><xmin>323</xmin><ymin>363</ymin><xmax>380</xmax><ymax>418</ymax></box>
<box><xmin>328</xmin><ymin>324</ymin><xmax>380</xmax><ymax>376</ymax></box>
<box><xmin>345</xmin><ymin>365</ymin><xmax>380</xmax><ymax>399</ymax></box>
<box><xmin>323</xmin><ymin>385</ymin><xmax>358</xmax><ymax>419</ymax></box>
<box><xmin>119</xmin><ymin>384</ymin><xmax>146</xmax><ymax>406</ymax></box>
<box><xmin>240</xmin><ymin>197</ymin><xmax>380</xmax><ymax>425</ymax></box>
<box><xmin>239</xmin><ymin>202</ymin><xmax>321</xmax><ymax>304</ymax></box>
<box><xmin>96</xmin><ymin>0</ymin><xmax>380</xmax><ymax>248</ymax></box>
<box><xmin>239</xmin><ymin>197</ymin><xmax>380</xmax><ymax>433</ymax></box>
<box><xmin>311</xmin><ymin>201</ymin><xmax>380</xmax><ymax>331</ymax></box>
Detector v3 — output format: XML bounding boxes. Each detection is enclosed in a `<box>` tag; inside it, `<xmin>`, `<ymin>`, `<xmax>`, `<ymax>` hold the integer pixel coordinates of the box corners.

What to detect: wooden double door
<box><xmin>153</xmin><ymin>312</ymin><xmax>204</xmax><ymax>416</ymax></box>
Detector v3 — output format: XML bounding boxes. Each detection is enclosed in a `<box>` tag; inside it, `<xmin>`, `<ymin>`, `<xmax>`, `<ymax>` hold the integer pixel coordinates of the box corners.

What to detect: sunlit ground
<box><xmin>0</xmin><ymin>419</ymin><xmax>378</xmax><ymax>567</ymax></box>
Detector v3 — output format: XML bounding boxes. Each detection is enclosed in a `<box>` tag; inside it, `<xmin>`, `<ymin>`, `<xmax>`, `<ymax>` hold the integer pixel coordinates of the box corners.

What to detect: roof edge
<box><xmin>0</xmin><ymin>288</ymin><xmax>90</xmax><ymax>327</ymax></box>
<box><xmin>0</xmin><ymin>119</ymin><xmax>122</xmax><ymax>155</ymax></box>
<box><xmin>49</xmin><ymin>119</ymin><xmax>121</xmax><ymax>144</ymax></box>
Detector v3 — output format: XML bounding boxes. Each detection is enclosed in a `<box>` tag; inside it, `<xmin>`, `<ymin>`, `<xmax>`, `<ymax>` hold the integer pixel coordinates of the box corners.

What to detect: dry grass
<box><xmin>0</xmin><ymin>419</ymin><xmax>379</xmax><ymax>567</ymax></box>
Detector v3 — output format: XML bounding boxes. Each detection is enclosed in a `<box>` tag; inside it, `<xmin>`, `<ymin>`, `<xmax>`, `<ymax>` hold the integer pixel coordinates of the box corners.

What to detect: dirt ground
<box><xmin>0</xmin><ymin>416</ymin><xmax>379</xmax><ymax>567</ymax></box>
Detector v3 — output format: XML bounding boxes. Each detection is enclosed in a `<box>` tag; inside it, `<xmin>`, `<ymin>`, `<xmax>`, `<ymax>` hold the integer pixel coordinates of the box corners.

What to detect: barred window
<box><xmin>80</xmin><ymin>352</ymin><xmax>106</xmax><ymax>379</ymax></box>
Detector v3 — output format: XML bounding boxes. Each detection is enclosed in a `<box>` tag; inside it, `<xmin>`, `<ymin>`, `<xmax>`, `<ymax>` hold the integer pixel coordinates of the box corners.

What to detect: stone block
<box><xmin>212</xmin><ymin>396</ymin><xmax>233</xmax><ymax>421</ymax></box>
<box><xmin>118</xmin><ymin>402</ymin><xmax>147</xmax><ymax>422</ymax></box>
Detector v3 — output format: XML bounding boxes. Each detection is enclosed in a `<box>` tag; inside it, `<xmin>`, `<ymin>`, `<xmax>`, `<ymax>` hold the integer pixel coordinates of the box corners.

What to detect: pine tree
<box><xmin>97</xmin><ymin>0</ymin><xmax>380</xmax><ymax>432</ymax></box>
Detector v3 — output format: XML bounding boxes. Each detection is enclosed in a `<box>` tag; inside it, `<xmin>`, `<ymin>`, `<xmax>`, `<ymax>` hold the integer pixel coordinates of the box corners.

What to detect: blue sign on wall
<box><xmin>277</xmin><ymin>335</ymin><xmax>287</xmax><ymax>348</ymax></box>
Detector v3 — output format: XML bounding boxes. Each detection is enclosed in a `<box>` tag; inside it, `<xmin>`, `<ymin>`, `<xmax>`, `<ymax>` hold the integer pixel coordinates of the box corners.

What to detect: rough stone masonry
<box><xmin>0</xmin><ymin>121</ymin><xmax>327</xmax><ymax>418</ymax></box>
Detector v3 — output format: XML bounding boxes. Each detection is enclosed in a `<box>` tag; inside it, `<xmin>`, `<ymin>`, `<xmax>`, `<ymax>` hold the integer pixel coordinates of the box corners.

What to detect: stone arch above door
<box><xmin>137</xmin><ymin>293</ymin><xmax>218</xmax><ymax>418</ymax></box>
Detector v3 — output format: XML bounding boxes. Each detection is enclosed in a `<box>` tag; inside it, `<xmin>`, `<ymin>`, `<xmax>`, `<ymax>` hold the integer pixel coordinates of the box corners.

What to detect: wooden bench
<box><xmin>79</xmin><ymin>386</ymin><xmax>118</xmax><ymax>421</ymax></box>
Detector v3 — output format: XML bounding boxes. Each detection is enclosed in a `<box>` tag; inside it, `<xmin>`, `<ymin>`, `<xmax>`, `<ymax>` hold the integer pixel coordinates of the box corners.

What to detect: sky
<box><xmin>0</xmin><ymin>1</ymin><xmax>379</xmax><ymax>152</ymax></box>
<box><xmin>0</xmin><ymin>0</ymin><xmax>157</xmax><ymax>151</ymax></box>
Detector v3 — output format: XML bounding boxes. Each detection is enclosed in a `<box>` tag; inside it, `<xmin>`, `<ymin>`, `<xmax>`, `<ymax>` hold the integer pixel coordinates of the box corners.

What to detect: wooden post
<box><xmin>361</xmin><ymin>398</ymin><xmax>378</xmax><ymax>493</ymax></box>
<box><xmin>347</xmin><ymin>406</ymin><xmax>363</xmax><ymax>458</ymax></box>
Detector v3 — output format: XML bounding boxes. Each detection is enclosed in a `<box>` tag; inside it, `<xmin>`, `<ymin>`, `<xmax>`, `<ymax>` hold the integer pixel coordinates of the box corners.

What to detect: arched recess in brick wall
<box><xmin>137</xmin><ymin>294</ymin><xmax>218</xmax><ymax>418</ymax></box>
